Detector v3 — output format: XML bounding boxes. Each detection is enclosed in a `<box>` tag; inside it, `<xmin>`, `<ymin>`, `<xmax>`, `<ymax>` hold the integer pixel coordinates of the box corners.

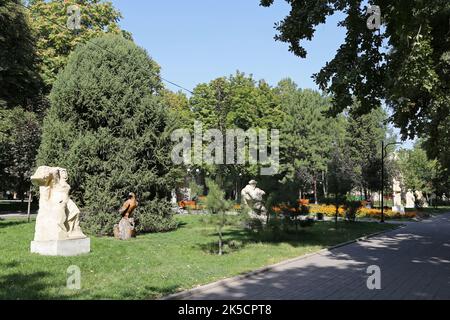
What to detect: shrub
<box><xmin>227</xmin><ymin>240</ymin><xmax>243</xmax><ymax>250</ymax></box>
<box><xmin>37</xmin><ymin>35</ymin><xmax>180</xmax><ymax>236</ymax></box>
<box><xmin>257</xmin><ymin>217</ymin><xmax>283</xmax><ymax>241</ymax></box>
<box><xmin>133</xmin><ymin>199</ymin><xmax>178</xmax><ymax>233</ymax></box>
<box><xmin>299</xmin><ymin>218</ymin><xmax>315</xmax><ymax>228</ymax></box>
<box><xmin>299</xmin><ymin>205</ymin><xmax>310</xmax><ymax>215</ymax></box>
<box><xmin>80</xmin><ymin>210</ymin><xmax>116</xmax><ymax>237</ymax></box>
<box><xmin>344</xmin><ymin>201</ymin><xmax>361</xmax><ymax>222</ymax></box>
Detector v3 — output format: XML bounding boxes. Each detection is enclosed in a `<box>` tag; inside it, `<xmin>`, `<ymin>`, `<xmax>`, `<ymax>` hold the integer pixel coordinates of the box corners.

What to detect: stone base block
<box><xmin>392</xmin><ymin>205</ymin><xmax>405</xmax><ymax>214</ymax></box>
<box><xmin>31</xmin><ymin>238</ymin><xmax>90</xmax><ymax>256</ymax></box>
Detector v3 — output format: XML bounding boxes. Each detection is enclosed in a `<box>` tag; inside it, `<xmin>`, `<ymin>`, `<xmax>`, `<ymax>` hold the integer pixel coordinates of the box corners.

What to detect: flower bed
<box><xmin>309</xmin><ymin>204</ymin><xmax>417</xmax><ymax>220</ymax></box>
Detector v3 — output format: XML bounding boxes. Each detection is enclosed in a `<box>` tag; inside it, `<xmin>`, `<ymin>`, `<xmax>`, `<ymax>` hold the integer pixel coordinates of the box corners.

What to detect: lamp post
<box><xmin>381</xmin><ymin>141</ymin><xmax>402</xmax><ymax>223</ymax></box>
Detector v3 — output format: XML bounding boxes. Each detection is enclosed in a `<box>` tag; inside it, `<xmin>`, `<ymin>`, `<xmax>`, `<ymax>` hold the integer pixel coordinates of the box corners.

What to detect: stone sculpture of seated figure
<box><xmin>241</xmin><ymin>180</ymin><xmax>268</xmax><ymax>224</ymax></box>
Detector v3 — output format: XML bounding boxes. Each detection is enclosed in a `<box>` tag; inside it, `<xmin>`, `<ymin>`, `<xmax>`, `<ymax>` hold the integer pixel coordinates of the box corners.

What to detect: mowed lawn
<box><xmin>0</xmin><ymin>215</ymin><xmax>397</xmax><ymax>300</ymax></box>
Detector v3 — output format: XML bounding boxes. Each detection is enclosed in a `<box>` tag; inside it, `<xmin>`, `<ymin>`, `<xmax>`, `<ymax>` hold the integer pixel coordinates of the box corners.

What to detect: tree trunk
<box><xmin>218</xmin><ymin>212</ymin><xmax>224</xmax><ymax>255</ymax></box>
<box><xmin>335</xmin><ymin>193</ymin><xmax>339</xmax><ymax>226</ymax></box>
<box><xmin>322</xmin><ymin>171</ymin><xmax>328</xmax><ymax>197</ymax></box>
<box><xmin>313</xmin><ymin>176</ymin><xmax>318</xmax><ymax>205</ymax></box>
<box><xmin>19</xmin><ymin>174</ymin><xmax>25</xmax><ymax>203</ymax></box>
<box><xmin>27</xmin><ymin>188</ymin><xmax>32</xmax><ymax>223</ymax></box>
<box><xmin>218</xmin><ymin>228</ymin><xmax>223</xmax><ymax>255</ymax></box>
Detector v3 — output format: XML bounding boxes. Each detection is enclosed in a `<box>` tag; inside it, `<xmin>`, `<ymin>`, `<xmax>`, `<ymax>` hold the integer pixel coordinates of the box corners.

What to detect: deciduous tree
<box><xmin>261</xmin><ymin>0</ymin><xmax>450</xmax><ymax>173</ymax></box>
<box><xmin>28</xmin><ymin>0</ymin><xmax>130</xmax><ymax>89</ymax></box>
<box><xmin>0</xmin><ymin>0</ymin><xmax>42</xmax><ymax>108</ymax></box>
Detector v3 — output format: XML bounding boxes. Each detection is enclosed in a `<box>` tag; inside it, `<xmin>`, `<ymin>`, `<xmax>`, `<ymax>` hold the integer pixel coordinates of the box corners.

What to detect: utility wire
<box><xmin>17</xmin><ymin>1</ymin><xmax>195</xmax><ymax>95</ymax></box>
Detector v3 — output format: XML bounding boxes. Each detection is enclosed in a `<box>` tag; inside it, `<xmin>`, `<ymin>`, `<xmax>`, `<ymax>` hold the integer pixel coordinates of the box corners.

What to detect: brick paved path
<box><xmin>179</xmin><ymin>213</ymin><xmax>450</xmax><ymax>300</ymax></box>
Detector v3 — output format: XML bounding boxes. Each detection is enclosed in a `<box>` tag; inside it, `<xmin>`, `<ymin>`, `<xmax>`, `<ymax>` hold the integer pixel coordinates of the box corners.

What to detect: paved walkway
<box><xmin>0</xmin><ymin>213</ymin><xmax>36</xmax><ymax>219</ymax></box>
<box><xmin>174</xmin><ymin>213</ymin><xmax>450</xmax><ymax>300</ymax></box>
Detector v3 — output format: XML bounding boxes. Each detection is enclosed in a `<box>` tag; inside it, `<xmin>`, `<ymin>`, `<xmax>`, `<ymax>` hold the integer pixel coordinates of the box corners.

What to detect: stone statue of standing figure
<box><xmin>392</xmin><ymin>177</ymin><xmax>405</xmax><ymax>214</ymax></box>
<box><xmin>241</xmin><ymin>180</ymin><xmax>267</xmax><ymax>224</ymax></box>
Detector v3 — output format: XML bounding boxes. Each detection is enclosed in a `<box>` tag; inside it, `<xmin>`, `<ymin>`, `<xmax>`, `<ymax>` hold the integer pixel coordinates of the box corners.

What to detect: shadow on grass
<box><xmin>0</xmin><ymin>220</ymin><xmax>28</xmax><ymax>229</ymax></box>
<box><xmin>176</xmin><ymin>221</ymin><xmax>188</xmax><ymax>229</ymax></box>
<box><xmin>194</xmin><ymin>227</ymin><xmax>314</xmax><ymax>254</ymax></box>
<box><xmin>144</xmin><ymin>285</ymin><xmax>181</xmax><ymax>299</ymax></box>
<box><xmin>195</xmin><ymin>221</ymin><xmax>397</xmax><ymax>255</ymax></box>
<box><xmin>0</xmin><ymin>270</ymin><xmax>56</xmax><ymax>300</ymax></box>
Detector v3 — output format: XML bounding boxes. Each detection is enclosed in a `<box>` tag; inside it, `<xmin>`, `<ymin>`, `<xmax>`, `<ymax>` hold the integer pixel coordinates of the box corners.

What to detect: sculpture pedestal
<box><xmin>392</xmin><ymin>205</ymin><xmax>405</xmax><ymax>214</ymax></box>
<box><xmin>31</xmin><ymin>238</ymin><xmax>90</xmax><ymax>256</ymax></box>
<box><xmin>114</xmin><ymin>217</ymin><xmax>136</xmax><ymax>240</ymax></box>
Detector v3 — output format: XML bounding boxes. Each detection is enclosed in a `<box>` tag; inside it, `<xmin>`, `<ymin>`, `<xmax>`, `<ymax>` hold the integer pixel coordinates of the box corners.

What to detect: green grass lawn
<box><xmin>0</xmin><ymin>215</ymin><xmax>397</xmax><ymax>300</ymax></box>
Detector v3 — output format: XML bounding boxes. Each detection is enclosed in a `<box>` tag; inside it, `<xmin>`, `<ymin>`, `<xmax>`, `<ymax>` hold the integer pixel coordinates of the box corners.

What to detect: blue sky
<box><xmin>111</xmin><ymin>0</ymin><xmax>346</xmax><ymax>92</ymax></box>
<box><xmin>110</xmin><ymin>0</ymin><xmax>414</xmax><ymax>148</ymax></box>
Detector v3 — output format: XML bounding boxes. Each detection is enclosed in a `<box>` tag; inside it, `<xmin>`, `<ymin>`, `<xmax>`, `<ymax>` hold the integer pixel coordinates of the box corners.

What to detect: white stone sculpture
<box><xmin>371</xmin><ymin>192</ymin><xmax>381</xmax><ymax>205</ymax></box>
<box><xmin>415</xmin><ymin>190</ymin><xmax>429</xmax><ymax>208</ymax></box>
<box><xmin>241</xmin><ymin>180</ymin><xmax>267</xmax><ymax>224</ymax></box>
<box><xmin>171</xmin><ymin>189</ymin><xmax>178</xmax><ymax>205</ymax></box>
<box><xmin>392</xmin><ymin>177</ymin><xmax>405</xmax><ymax>214</ymax></box>
<box><xmin>405</xmin><ymin>189</ymin><xmax>415</xmax><ymax>209</ymax></box>
<box><xmin>30</xmin><ymin>166</ymin><xmax>90</xmax><ymax>256</ymax></box>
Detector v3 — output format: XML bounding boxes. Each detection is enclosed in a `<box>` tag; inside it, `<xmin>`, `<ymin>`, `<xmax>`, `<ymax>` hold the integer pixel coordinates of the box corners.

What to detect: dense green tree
<box><xmin>0</xmin><ymin>0</ymin><xmax>42</xmax><ymax>108</ymax></box>
<box><xmin>161</xmin><ymin>89</ymin><xmax>192</xmax><ymax>129</ymax></box>
<box><xmin>189</xmin><ymin>71</ymin><xmax>283</xmax><ymax>193</ymax></box>
<box><xmin>327</xmin><ymin>144</ymin><xmax>357</xmax><ymax>224</ymax></box>
<box><xmin>190</xmin><ymin>72</ymin><xmax>282</xmax><ymax>131</ymax></box>
<box><xmin>37</xmin><ymin>35</ymin><xmax>179</xmax><ymax>235</ymax></box>
<box><xmin>1</xmin><ymin>0</ymin><xmax>43</xmax><ymax>196</ymax></box>
<box><xmin>346</xmin><ymin>107</ymin><xmax>389</xmax><ymax>198</ymax></box>
<box><xmin>0</xmin><ymin>107</ymin><xmax>40</xmax><ymax>198</ymax></box>
<box><xmin>397</xmin><ymin>143</ymin><xmax>439</xmax><ymax>195</ymax></box>
<box><xmin>28</xmin><ymin>0</ymin><xmax>130</xmax><ymax>89</ymax></box>
<box><xmin>260</xmin><ymin>0</ymin><xmax>450</xmax><ymax>173</ymax></box>
<box><xmin>277</xmin><ymin>79</ymin><xmax>339</xmax><ymax>203</ymax></box>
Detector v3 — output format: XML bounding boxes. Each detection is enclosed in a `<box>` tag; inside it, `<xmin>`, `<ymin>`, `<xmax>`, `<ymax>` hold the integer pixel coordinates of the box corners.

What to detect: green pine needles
<box><xmin>37</xmin><ymin>35</ymin><xmax>179</xmax><ymax>236</ymax></box>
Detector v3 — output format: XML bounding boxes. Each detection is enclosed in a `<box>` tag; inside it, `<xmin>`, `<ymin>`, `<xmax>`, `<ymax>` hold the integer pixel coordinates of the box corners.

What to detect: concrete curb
<box><xmin>161</xmin><ymin>223</ymin><xmax>404</xmax><ymax>300</ymax></box>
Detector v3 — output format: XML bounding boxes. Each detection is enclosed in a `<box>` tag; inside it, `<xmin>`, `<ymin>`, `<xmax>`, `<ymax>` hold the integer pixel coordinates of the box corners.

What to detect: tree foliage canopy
<box><xmin>0</xmin><ymin>107</ymin><xmax>40</xmax><ymax>196</ymax></box>
<box><xmin>28</xmin><ymin>0</ymin><xmax>130</xmax><ymax>89</ymax></box>
<box><xmin>189</xmin><ymin>71</ymin><xmax>283</xmax><ymax>190</ymax></box>
<box><xmin>261</xmin><ymin>0</ymin><xmax>450</xmax><ymax>174</ymax></box>
<box><xmin>0</xmin><ymin>0</ymin><xmax>42</xmax><ymax>108</ymax></box>
<box><xmin>37</xmin><ymin>35</ymin><xmax>178</xmax><ymax>235</ymax></box>
<box><xmin>397</xmin><ymin>143</ymin><xmax>439</xmax><ymax>194</ymax></box>
<box><xmin>346</xmin><ymin>106</ymin><xmax>390</xmax><ymax>194</ymax></box>
<box><xmin>277</xmin><ymin>78</ymin><xmax>337</xmax><ymax>200</ymax></box>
